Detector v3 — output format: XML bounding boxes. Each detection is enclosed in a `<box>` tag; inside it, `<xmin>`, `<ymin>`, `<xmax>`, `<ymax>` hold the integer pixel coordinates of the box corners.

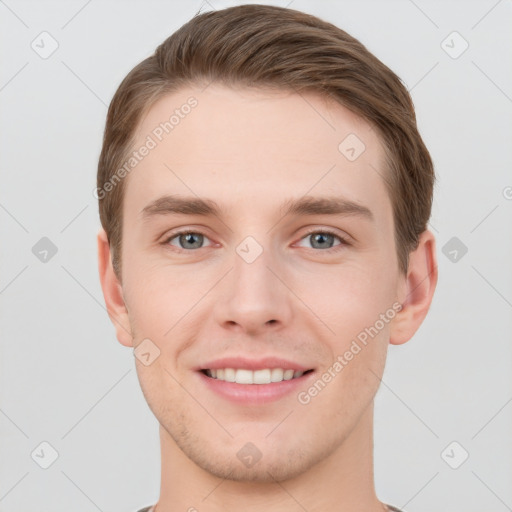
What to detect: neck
<box><xmin>154</xmin><ymin>403</ymin><xmax>385</xmax><ymax>512</ymax></box>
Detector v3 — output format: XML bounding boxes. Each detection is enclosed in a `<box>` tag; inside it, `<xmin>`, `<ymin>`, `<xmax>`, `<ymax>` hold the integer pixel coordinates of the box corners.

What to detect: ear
<box><xmin>97</xmin><ymin>228</ymin><xmax>133</xmax><ymax>347</ymax></box>
<box><xmin>389</xmin><ymin>229</ymin><xmax>438</xmax><ymax>345</ymax></box>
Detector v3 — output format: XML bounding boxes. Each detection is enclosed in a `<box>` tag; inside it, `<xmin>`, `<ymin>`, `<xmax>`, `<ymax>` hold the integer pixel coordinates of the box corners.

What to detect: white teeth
<box><xmin>271</xmin><ymin>368</ymin><xmax>284</xmax><ymax>382</ymax></box>
<box><xmin>205</xmin><ymin>368</ymin><xmax>308</xmax><ymax>384</ymax></box>
<box><xmin>224</xmin><ymin>368</ymin><xmax>236</xmax><ymax>382</ymax></box>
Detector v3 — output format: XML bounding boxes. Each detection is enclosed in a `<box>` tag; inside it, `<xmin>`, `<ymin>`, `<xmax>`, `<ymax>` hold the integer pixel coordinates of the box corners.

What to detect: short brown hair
<box><xmin>97</xmin><ymin>4</ymin><xmax>435</xmax><ymax>277</ymax></box>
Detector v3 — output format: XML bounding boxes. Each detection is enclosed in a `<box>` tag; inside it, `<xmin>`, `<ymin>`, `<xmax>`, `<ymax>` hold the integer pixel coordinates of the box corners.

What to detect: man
<box><xmin>97</xmin><ymin>4</ymin><xmax>437</xmax><ymax>511</ymax></box>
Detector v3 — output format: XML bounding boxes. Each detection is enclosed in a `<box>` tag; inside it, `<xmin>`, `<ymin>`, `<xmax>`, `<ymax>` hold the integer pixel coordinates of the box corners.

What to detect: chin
<box><xmin>195</xmin><ymin>452</ymin><xmax>315</xmax><ymax>483</ymax></box>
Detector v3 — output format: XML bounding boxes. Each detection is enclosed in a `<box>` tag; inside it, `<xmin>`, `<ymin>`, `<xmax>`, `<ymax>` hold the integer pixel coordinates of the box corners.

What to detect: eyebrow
<box><xmin>141</xmin><ymin>195</ymin><xmax>374</xmax><ymax>222</ymax></box>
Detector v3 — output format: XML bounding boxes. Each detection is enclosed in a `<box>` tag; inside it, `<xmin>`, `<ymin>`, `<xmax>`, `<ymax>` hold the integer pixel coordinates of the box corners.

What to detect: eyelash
<box><xmin>162</xmin><ymin>228</ymin><xmax>350</xmax><ymax>253</ymax></box>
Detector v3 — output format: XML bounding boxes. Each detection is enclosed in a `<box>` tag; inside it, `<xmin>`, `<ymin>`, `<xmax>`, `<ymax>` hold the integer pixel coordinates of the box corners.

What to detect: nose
<box><xmin>213</xmin><ymin>242</ymin><xmax>293</xmax><ymax>335</ymax></box>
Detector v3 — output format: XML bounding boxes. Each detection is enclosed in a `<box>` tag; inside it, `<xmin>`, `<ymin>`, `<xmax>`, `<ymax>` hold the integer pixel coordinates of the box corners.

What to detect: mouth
<box><xmin>200</xmin><ymin>367</ymin><xmax>315</xmax><ymax>384</ymax></box>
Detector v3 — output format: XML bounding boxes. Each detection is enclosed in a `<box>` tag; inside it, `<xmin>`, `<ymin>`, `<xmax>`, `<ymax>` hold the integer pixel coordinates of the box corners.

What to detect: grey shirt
<box><xmin>136</xmin><ymin>504</ymin><xmax>405</xmax><ymax>511</ymax></box>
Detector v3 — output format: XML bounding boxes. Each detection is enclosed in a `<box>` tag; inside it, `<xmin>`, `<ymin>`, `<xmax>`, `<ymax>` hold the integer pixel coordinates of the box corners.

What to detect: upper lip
<box><xmin>197</xmin><ymin>356</ymin><xmax>314</xmax><ymax>372</ymax></box>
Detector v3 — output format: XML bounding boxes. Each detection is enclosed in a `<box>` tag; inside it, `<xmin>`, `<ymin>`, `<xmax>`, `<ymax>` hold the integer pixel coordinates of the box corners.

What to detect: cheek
<box><xmin>295</xmin><ymin>259</ymin><xmax>396</xmax><ymax>340</ymax></box>
<box><xmin>122</xmin><ymin>254</ymin><xmax>202</xmax><ymax>335</ymax></box>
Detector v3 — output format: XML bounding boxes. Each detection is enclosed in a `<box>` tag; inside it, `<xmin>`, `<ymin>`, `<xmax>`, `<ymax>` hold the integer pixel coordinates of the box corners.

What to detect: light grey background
<box><xmin>1</xmin><ymin>0</ymin><xmax>511</xmax><ymax>511</ymax></box>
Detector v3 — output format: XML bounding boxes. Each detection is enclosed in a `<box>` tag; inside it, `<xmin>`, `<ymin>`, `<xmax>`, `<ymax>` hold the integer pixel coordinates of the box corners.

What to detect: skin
<box><xmin>98</xmin><ymin>84</ymin><xmax>437</xmax><ymax>512</ymax></box>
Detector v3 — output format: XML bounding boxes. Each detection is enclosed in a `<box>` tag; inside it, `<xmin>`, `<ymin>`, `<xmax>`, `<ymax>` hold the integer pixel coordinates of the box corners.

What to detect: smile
<box><xmin>201</xmin><ymin>368</ymin><xmax>314</xmax><ymax>384</ymax></box>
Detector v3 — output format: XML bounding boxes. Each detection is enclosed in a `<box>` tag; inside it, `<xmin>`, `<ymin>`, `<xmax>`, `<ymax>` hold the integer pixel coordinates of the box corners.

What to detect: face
<box><xmin>116</xmin><ymin>84</ymin><xmax>405</xmax><ymax>482</ymax></box>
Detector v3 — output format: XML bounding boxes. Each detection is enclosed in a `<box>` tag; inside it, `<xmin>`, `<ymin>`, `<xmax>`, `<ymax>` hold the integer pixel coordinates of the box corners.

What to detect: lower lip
<box><xmin>197</xmin><ymin>371</ymin><xmax>315</xmax><ymax>405</ymax></box>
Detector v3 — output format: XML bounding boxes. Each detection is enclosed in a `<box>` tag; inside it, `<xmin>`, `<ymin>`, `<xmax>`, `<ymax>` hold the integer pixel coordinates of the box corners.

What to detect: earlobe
<box><xmin>389</xmin><ymin>229</ymin><xmax>438</xmax><ymax>346</ymax></box>
<box><xmin>97</xmin><ymin>228</ymin><xmax>133</xmax><ymax>347</ymax></box>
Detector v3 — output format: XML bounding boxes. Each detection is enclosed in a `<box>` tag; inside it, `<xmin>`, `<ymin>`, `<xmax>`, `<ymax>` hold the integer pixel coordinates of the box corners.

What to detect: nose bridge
<box><xmin>232</xmin><ymin>233</ymin><xmax>277</xmax><ymax>298</ymax></box>
<box><xmin>215</xmin><ymin>232</ymin><xmax>292</xmax><ymax>331</ymax></box>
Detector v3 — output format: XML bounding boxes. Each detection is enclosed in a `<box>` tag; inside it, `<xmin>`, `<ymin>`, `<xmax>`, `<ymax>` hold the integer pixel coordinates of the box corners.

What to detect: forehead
<box><xmin>124</xmin><ymin>84</ymin><xmax>392</xmax><ymax>229</ymax></box>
